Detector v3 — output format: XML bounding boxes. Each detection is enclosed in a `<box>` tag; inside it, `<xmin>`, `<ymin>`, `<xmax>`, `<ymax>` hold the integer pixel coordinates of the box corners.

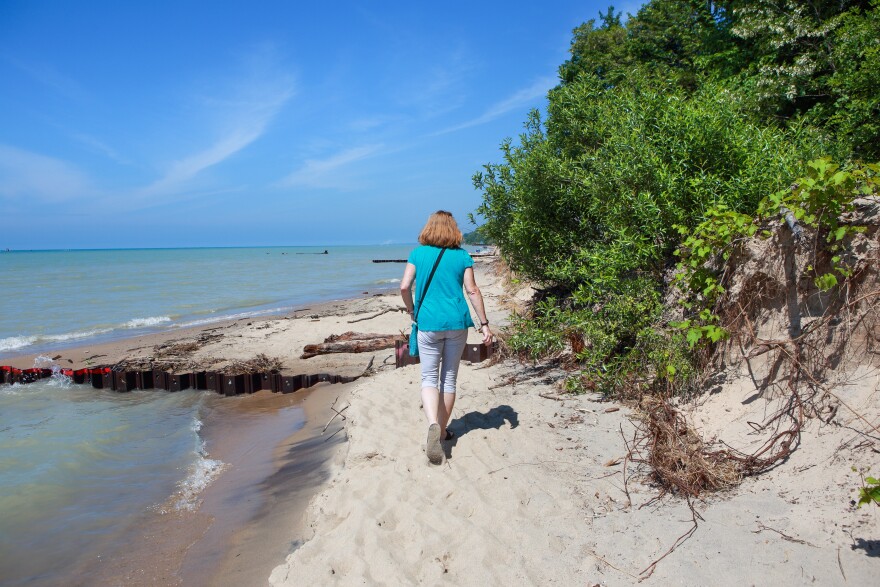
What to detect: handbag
<box><xmin>410</xmin><ymin>248</ymin><xmax>446</xmax><ymax>357</ymax></box>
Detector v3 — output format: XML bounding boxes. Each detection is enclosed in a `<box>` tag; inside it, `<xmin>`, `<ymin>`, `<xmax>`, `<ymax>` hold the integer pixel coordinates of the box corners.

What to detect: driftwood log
<box><xmin>301</xmin><ymin>332</ymin><xmax>402</xmax><ymax>359</ymax></box>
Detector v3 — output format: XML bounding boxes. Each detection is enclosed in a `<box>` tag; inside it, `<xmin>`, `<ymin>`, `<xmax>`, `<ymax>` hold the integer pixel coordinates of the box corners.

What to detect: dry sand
<box><xmin>266</xmin><ymin>258</ymin><xmax>880</xmax><ymax>586</ymax></box>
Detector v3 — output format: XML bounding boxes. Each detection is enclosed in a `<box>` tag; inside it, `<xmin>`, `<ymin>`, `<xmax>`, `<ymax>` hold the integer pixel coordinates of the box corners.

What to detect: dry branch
<box><xmin>347</xmin><ymin>308</ymin><xmax>403</xmax><ymax>324</ymax></box>
<box><xmin>301</xmin><ymin>333</ymin><xmax>400</xmax><ymax>358</ymax></box>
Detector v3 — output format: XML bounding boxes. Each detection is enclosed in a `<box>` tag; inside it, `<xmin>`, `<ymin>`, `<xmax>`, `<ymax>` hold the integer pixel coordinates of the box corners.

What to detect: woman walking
<box><xmin>400</xmin><ymin>211</ymin><xmax>493</xmax><ymax>465</ymax></box>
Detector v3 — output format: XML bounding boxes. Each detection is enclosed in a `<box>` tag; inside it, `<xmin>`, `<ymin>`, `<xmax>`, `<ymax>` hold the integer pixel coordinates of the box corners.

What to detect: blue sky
<box><xmin>0</xmin><ymin>1</ymin><xmax>643</xmax><ymax>249</ymax></box>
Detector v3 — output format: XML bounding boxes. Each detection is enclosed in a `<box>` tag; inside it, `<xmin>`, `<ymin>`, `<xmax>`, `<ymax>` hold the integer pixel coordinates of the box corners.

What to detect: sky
<box><xmin>0</xmin><ymin>0</ymin><xmax>644</xmax><ymax>249</ymax></box>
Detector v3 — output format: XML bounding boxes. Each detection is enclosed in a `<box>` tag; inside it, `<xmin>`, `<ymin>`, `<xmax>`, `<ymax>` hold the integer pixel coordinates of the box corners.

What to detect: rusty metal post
<box><xmin>138</xmin><ymin>370</ymin><xmax>154</xmax><ymax>389</ymax></box>
<box><xmin>279</xmin><ymin>374</ymin><xmax>303</xmax><ymax>394</ymax></box>
<box><xmin>221</xmin><ymin>374</ymin><xmax>245</xmax><ymax>396</ymax></box>
<box><xmin>113</xmin><ymin>371</ymin><xmax>139</xmax><ymax>392</ymax></box>
<box><xmin>169</xmin><ymin>373</ymin><xmax>191</xmax><ymax>392</ymax></box>
<box><xmin>255</xmin><ymin>373</ymin><xmax>277</xmax><ymax>392</ymax></box>
<box><xmin>205</xmin><ymin>371</ymin><xmax>220</xmax><ymax>393</ymax></box>
<box><xmin>152</xmin><ymin>370</ymin><xmax>170</xmax><ymax>391</ymax></box>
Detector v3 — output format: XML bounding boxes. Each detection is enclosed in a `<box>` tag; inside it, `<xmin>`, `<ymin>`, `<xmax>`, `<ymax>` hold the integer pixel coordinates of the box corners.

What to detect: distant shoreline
<box><xmin>0</xmin><ymin>243</ymin><xmax>419</xmax><ymax>253</ymax></box>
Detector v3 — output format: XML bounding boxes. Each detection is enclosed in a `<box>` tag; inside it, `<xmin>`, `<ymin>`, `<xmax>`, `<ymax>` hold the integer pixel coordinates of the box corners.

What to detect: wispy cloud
<box><xmin>4</xmin><ymin>55</ymin><xmax>88</xmax><ymax>100</ymax></box>
<box><xmin>142</xmin><ymin>123</ymin><xmax>275</xmax><ymax>196</ymax></box>
<box><xmin>139</xmin><ymin>47</ymin><xmax>296</xmax><ymax>198</ymax></box>
<box><xmin>71</xmin><ymin>133</ymin><xmax>130</xmax><ymax>164</ymax></box>
<box><xmin>433</xmin><ymin>76</ymin><xmax>556</xmax><ymax>136</ymax></box>
<box><xmin>278</xmin><ymin>144</ymin><xmax>384</xmax><ymax>189</ymax></box>
<box><xmin>0</xmin><ymin>144</ymin><xmax>93</xmax><ymax>202</ymax></box>
<box><xmin>349</xmin><ymin>114</ymin><xmax>402</xmax><ymax>133</ymax></box>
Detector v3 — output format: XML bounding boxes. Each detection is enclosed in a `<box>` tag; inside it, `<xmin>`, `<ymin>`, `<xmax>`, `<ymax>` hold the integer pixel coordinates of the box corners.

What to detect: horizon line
<box><xmin>0</xmin><ymin>243</ymin><xmax>424</xmax><ymax>253</ymax></box>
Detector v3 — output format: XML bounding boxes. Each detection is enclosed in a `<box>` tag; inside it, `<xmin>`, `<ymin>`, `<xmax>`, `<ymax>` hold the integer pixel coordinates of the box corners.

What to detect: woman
<box><xmin>400</xmin><ymin>211</ymin><xmax>493</xmax><ymax>465</ymax></box>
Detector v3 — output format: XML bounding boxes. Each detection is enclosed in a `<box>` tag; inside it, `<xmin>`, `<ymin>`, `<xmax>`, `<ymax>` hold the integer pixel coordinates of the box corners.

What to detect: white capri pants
<box><xmin>417</xmin><ymin>329</ymin><xmax>469</xmax><ymax>394</ymax></box>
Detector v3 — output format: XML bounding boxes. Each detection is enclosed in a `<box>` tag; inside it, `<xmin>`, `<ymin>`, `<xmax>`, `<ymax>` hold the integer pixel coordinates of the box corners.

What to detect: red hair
<box><xmin>418</xmin><ymin>210</ymin><xmax>463</xmax><ymax>248</ymax></box>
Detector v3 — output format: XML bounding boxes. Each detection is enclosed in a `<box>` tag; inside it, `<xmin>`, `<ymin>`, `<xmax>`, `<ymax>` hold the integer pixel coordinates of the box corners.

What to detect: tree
<box><xmin>559</xmin><ymin>6</ymin><xmax>630</xmax><ymax>86</ymax></box>
<box><xmin>730</xmin><ymin>0</ymin><xmax>879</xmax><ymax>159</ymax></box>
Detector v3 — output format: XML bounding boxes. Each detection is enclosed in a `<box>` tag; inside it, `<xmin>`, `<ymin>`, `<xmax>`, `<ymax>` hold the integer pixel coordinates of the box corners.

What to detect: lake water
<box><xmin>0</xmin><ymin>244</ymin><xmax>437</xmax><ymax>585</ymax></box>
<box><xmin>0</xmin><ymin>245</ymin><xmax>416</xmax><ymax>356</ymax></box>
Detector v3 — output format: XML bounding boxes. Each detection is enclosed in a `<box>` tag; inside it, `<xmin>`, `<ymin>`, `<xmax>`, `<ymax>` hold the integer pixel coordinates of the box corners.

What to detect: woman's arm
<box><xmin>463</xmin><ymin>267</ymin><xmax>492</xmax><ymax>345</ymax></box>
<box><xmin>400</xmin><ymin>262</ymin><xmax>416</xmax><ymax>319</ymax></box>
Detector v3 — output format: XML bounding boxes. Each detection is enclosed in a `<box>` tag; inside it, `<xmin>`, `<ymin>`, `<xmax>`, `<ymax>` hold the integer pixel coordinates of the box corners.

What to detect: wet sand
<box><xmin>61</xmin><ymin>385</ymin><xmax>350</xmax><ymax>587</ymax></box>
<box><xmin>180</xmin><ymin>385</ymin><xmax>351</xmax><ymax>587</ymax></box>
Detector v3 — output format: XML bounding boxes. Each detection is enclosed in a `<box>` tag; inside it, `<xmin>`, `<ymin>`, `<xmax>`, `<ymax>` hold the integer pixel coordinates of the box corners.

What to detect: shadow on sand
<box><xmin>449</xmin><ymin>404</ymin><xmax>518</xmax><ymax>438</ymax></box>
<box><xmin>852</xmin><ymin>537</ymin><xmax>880</xmax><ymax>558</ymax></box>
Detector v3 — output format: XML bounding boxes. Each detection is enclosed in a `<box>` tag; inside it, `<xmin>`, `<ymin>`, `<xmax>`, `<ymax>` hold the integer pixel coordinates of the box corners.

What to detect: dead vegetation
<box><xmin>223</xmin><ymin>353</ymin><xmax>285</xmax><ymax>375</ymax></box>
<box><xmin>626</xmin><ymin>396</ymin><xmax>742</xmax><ymax>497</ymax></box>
<box><xmin>625</xmin><ymin>209</ymin><xmax>879</xmax><ymax>501</ymax></box>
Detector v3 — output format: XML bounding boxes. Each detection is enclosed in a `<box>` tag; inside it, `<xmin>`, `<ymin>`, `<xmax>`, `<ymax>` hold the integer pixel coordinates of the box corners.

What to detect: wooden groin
<box><xmin>0</xmin><ymin>365</ymin><xmax>357</xmax><ymax>395</ymax></box>
<box><xmin>1</xmin><ymin>343</ymin><xmax>495</xmax><ymax>393</ymax></box>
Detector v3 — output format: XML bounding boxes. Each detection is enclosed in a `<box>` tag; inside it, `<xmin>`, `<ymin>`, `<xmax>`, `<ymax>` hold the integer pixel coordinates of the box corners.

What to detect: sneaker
<box><xmin>426</xmin><ymin>423</ymin><xmax>443</xmax><ymax>465</ymax></box>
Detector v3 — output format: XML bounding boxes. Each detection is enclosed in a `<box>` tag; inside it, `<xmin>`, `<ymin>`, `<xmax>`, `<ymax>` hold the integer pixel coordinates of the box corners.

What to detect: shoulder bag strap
<box><xmin>413</xmin><ymin>248</ymin><xmax>446</xmax><ymax>323</ymax></box>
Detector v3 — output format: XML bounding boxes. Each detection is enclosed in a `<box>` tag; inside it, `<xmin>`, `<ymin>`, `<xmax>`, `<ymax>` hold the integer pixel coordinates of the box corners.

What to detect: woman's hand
<box><xmin>480</xmin><ymin>324</ymin><xmax>493</xmax><ymax>345</ymax></box>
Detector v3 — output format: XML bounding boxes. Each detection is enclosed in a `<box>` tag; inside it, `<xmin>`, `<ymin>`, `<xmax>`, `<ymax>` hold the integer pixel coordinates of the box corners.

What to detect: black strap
<box><xmin>413</xmin><ymin>248</ymin><xmax>446</xmax><ymax>323</ymax></box>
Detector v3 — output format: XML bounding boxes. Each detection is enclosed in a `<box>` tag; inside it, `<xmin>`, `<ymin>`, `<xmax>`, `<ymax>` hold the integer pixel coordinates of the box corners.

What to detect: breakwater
<box><xmin>1</xmin><ymin>341</ymin><xmax>493</xmax><ymax>393</ymax></box>
<box><xmin>0</xmin><ymin>366</ymin><xmax>356</xmax><ymax>394</ymax></box>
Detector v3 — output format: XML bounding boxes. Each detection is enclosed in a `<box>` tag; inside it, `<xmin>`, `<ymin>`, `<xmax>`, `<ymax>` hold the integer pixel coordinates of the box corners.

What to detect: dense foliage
<box><xmin>462</xmin><ymin>227</ymin><xmax>493</xmax><ymax>246</ymax></box>
<box><xmin>474</xmin><ymin>0</ymin><xmax>880</xmax><ymax>395</ymax></box>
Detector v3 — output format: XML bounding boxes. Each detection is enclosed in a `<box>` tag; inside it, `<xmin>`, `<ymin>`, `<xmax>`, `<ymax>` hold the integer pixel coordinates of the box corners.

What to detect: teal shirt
<box><xmin>408</xmin><ymin>245</ymin><xmax>475</xmax><ymax>331</ymax></box>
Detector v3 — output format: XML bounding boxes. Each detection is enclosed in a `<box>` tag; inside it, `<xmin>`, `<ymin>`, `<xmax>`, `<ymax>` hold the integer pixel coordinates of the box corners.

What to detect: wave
<box><xmin>1</xmin><ymin>306</ymin><xmax>285</xmax><ymax>353</ymax></box>
<box><xmin>123</xmin><ymin>316</ymin><xmax>172</xmax><ymax>329</ymax></box>
<box><xmin>374</xmin><ymin>278</ymin><xmax>401</xmax><ymax>284</ymax></box>
<box><xmin>172</xmin><ymin>454</ymin><xmax>225</xmax><ymax>512</ymax></box>
<box><xmin>0</xmin><ymin>328</ymin><xmax>114</xmax><ymax>352</ymax></box>
<box><xmin>170</xmin><ymin>417</ymin><xmax>226</xmax><ymax>512</ymax></box>
<box><xmin>0</xmin><ymin>316</ymin><xmax>174</xmax><ymax>353</ymax></box>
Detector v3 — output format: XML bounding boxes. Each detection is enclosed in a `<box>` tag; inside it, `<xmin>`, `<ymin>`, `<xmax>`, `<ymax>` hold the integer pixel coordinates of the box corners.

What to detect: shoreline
<box><xmin>3</xmin><ymin>258</ymin><xmax>503</xmax><ymax>585</ymax></box>
<box><xmin>182</xmin><ymin>384</ymin><xmax>352</xmax><ymax>586</ymax></box>
<box><xmin>77</xmin><ymin>384</ymin><xmax>352</xmax><ymax>587</ymax></box>
<box><xmin>0</xmin><ymin>286</ymin><xmax>400</xmax><ymax>370</ymax></box>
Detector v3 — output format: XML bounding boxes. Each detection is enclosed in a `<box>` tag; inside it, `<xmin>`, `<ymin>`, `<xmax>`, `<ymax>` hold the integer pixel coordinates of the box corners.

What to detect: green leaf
<box><xmin>815</xmin><ymin>273</ymin><xmax>838</xmax><ymax>291</ymax></box>
<box><xmin>705</xmin><ymin>326</ymin><xmax>726</xmax><ymax>343</ymax></box>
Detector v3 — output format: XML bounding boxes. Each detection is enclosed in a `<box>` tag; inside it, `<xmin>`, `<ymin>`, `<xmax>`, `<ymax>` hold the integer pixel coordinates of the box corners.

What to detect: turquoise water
<box><xmin>0</xmin><ymin>377</ymin><xmax>217</xmax><ymax>585</ymax></box>
<box><xmin>0</xmin><ymin>245</ymin><xmax>416</xmax><ymax>356</ymax></box>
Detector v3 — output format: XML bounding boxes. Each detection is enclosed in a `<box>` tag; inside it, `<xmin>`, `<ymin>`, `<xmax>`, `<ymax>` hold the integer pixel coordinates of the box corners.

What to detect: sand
<box><xmin>265</xmin><ymin>257</ymin><xmax>880</xmax><ymax>586</ymax></box>
<box><xmin>6</xmin><ymin>256</ymin><xmax>879</xmax><ymax>585</ymax></box>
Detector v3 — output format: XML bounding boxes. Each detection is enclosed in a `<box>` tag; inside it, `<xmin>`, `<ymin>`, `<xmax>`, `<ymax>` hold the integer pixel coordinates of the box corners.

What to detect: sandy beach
<box><xmin>5</xmin><ymin>255</ymin><xmax>879</xmax><ymax>585</ymax></box>
<box><xmin>266</xmin><ymin>256</ymin><xmax>879</xmax><ymax>586</ymax></box>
